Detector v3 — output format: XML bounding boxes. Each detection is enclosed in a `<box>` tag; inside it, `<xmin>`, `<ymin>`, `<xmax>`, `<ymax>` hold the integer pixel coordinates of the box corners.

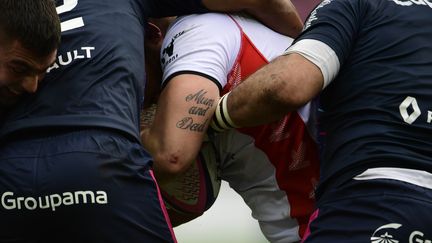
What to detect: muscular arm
<box><xmin>225</xmin><ymin>53</ymin><xmax>323</xmax><ymax>127</ymax></box>
<box><xmin>202</xmin><ymin>0</ymin><xmax>303</xmax><ymax>38</ymax></box>
<box><xmin>141</xmin><ymin>74</ymin><xmax>219</xmax><ymax>185</ymax></box>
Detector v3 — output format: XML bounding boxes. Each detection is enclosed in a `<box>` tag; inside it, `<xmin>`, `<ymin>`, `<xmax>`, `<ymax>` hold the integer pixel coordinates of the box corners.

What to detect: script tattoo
<box><xmin>176</xmin><ymin>118</ymin><xmax>209</xmax><ymax>132</ymax></box>
<box><xmin>185</xmin><ymin>89</ymin><xmax>215</xmax><ymax>117</ymax></box>
<box><xmin>176</xmin><ymin>89</ymin><xmax>215</xmax><ymax>132</ymax></box>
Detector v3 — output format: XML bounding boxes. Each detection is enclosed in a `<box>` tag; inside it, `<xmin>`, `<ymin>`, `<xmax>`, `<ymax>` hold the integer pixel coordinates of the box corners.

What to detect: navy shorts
<box><xmin>302</xmin><ymin>178</ymin><xmax>432</xmax><ymax>243</ymax></box>
<box><xmin>0</xmin><ymin>129</ymin><xmax>176</xmax><ymax>243</ymax></box>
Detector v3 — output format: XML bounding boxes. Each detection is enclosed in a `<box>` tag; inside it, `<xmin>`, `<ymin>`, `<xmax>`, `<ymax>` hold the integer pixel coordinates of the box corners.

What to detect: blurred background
<box><xmin>174</xmin><ymin>181</ymin><xmax>269</xmax><ymax>243</ymax></box>
<box><xmin>174</xmin><ymin>1</ymin><xmax>321</xmax><ymax>242</ymax></box>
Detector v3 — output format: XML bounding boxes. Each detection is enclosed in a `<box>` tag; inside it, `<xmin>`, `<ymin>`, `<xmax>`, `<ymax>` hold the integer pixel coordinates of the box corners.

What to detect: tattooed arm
<box><xmin>141</xmin><ymin>74</ymin><xmax>219</xmax><ymax>185</ymax></box>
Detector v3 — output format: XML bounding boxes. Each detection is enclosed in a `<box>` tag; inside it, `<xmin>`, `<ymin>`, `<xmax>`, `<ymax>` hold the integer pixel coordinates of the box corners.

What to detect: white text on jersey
<box><xmin>1</xmin><ymin>190</ymin><xmax>108</xmax><ymax>211</ymax></box>
<box><xmin>47</xmin><ymin>46</ymin><xmax>96</xmax><ymax>73</ymax></box>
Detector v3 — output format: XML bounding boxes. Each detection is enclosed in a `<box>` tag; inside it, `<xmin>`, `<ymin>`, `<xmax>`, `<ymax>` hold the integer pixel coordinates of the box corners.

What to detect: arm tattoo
<box><xmin>175</xmin><ymin>89</ymin><xmax>215</xmax><ymax>132</ymax></box>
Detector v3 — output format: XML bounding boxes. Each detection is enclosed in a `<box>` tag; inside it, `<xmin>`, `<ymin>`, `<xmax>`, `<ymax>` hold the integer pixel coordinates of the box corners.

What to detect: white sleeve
<box><xmin>160</xmin><ymin>13</ymin><xmax>241</xmax><ymax>88</ymax></box>
<box><xmin>283</xmin><ymin>39</ymin><xmax>340</xmax><ymax>89</ymax></box>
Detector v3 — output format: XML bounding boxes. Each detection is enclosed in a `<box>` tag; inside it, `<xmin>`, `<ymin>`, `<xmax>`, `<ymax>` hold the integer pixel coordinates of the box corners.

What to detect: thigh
<box><xmin>0</xmin><ymin>130</ymin><xmax>176</xmax><ymax>243</ymax></box>
<box><xmin>303</xmin><ymin>180</ymin><xmax>432</xmax><ymax>243</ymax></box>
<box><xmin>0</xmin><ymin>141</ymin><xmax>40</xmax><ymax>243</ymax></box>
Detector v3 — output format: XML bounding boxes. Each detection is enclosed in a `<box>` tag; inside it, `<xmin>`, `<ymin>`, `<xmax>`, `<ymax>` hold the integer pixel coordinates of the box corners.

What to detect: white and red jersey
<box><xmin>161</xmin><ymin>13</ymin><xmax>320</xmax><ymax>243</ymax></box>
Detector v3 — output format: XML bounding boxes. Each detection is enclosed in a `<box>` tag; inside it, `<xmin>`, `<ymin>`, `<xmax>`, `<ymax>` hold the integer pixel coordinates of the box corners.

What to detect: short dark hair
<box><xmin>0</xmin><ymin>0</ymin><xmax>61</xmax><ymax>57</ymax></box>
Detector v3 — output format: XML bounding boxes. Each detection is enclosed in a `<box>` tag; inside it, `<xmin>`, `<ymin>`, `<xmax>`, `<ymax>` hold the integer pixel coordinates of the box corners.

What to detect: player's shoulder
<box><xmin>176</xmin><ymin>12</ymin><xmax>233</xmax><ymax>25</ymax></box>
<box><xmin>304</xmin><ymin>0</ymin><xmax>375</xmax><ymax>29</ymax></box>
<box><xmin>168</xmin><ymin>13</ymin><xmax>239</xmax><ymax>38</ymax></box>
<box><xmin>308</xmin><ymin>0</ymin><xmax>373</xmax><ymax>13</ymax></box>
<box><xmin>163</xmin><ymin>13</ymin><xmax>242</xmax><ymax>58</ymax></box>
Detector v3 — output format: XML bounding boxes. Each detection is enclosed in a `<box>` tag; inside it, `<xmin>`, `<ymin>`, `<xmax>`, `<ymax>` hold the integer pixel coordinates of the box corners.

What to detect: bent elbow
<box><xmin>152</xmin><ymin>151</ymin><xmax>197</xmax><ymax>186</ymax></box>
<box><xmin>152</xmin><ymin>151</ymin><xmax>193</xmax><ymax>177</ymax></box>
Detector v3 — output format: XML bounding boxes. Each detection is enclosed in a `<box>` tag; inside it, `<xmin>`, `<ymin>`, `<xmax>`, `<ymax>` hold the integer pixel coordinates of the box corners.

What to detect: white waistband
<box><xmin>353</xmin><ymin>167</ymin><xmax>432</xmax><ymax>190</ymax></box>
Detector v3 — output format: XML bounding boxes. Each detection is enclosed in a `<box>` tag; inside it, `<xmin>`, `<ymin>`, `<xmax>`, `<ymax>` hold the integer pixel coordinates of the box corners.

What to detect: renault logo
<box><xmin>399</xmin><ymin>96</ymin><xmax>421</xmax><ymax>124</ymax></box>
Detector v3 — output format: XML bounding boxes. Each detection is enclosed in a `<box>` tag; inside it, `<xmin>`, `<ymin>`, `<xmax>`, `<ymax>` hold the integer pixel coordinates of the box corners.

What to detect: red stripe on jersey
<box><xmin>224</xmin><ymin>17</ymin><xmax>320</xmax><ymax>238</ymax></box>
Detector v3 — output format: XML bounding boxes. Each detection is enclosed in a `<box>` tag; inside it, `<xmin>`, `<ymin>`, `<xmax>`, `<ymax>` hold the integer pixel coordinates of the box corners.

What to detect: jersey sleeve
<box><xmin>297</xmin><ymin>0</ymin><xmax>367</xmax><ymax>65</ymax></box>
<box><xmin>160</xmin><ymin>13</ymin><xmax>241</xmax><ymax>90</ymax></box>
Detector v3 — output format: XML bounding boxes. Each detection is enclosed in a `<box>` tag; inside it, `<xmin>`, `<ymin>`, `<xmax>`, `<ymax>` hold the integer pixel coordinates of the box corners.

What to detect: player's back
<box><xmin>315</xmin><ymin>0</ymin><xmax>432</xmax><ymax>187</ymax></box>
<box><xmin>0</xmin><ymin>0</ymin><xmax>206</xmax><ymax>141</ymax></box>
<box><xmin>0</xmin><ymin>0</ymin><xmax>145</xmax><ymax>140</ymax></box>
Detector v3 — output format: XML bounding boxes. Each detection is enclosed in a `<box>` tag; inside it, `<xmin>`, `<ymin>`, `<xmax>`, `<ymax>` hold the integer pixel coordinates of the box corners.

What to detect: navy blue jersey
<box><xmin>0</xmin><ymin>0</ymin><xmax>207</xmax><ymax>141</ymax></box>
<box><xmin>297</xmin><ymin>0</ymin><xmax>432</xmax><ymax>191</ymax></box>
